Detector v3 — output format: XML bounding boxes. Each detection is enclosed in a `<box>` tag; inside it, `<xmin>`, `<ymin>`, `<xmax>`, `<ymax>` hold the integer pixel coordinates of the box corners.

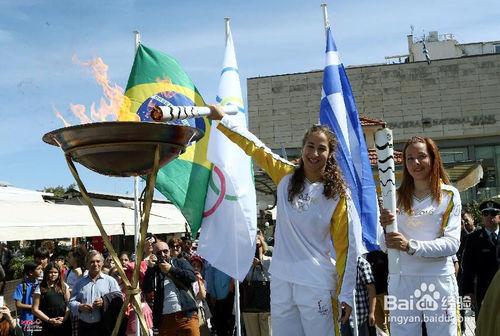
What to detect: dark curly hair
<box><xmin>288</xmin><ymin>125</ymin><xmax>346</xmax><ymax>202</ymax></box>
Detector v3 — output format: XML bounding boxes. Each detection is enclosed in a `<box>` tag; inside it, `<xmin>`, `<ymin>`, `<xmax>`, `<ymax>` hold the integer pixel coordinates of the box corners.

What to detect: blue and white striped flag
<box><xmin>320</xmin><ymin>26</ymin><xmax>379</xmax><ymax>251</ymax></box>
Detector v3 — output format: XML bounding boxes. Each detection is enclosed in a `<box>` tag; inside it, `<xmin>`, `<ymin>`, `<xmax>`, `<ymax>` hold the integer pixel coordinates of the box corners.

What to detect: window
<box><xmin>440</xmin><ymin>147</ymin><xmax>468</xmax><ymax>164</ymax></box>
<box><xmin>495</xmin><ymin>44</ymin><xmax>500</xmax><ymax>53</ymax></box>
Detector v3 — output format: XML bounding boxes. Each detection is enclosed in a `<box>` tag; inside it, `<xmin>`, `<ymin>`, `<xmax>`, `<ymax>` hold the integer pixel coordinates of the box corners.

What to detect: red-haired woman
<box><xmin>380</xmin><ymin>136</ymin><xmax>461</xmax><ymax>336</ymax></box>
<box><xmin>208</xmin><ymin>106</ymin><xmax>361</xmax><ymax>336</ymax></box>
<box><xmin>0</xmin><ymin>305</ymin><xmax>23</xmax><ymax>336</ymax></box>
<box><xmin>32</xmin><ymin>262</ymin><xmax>71</xmax><ymax>336</ymax></box>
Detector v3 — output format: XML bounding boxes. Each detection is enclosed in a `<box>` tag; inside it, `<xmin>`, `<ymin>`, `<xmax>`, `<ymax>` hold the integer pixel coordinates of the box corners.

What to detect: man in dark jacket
<box><xmin>143</xmin><ymin>240</ymin><xmax>199</xmax><ymax>336</ymax></box>
<box><xmin>461</xmin><ymin>199</ymin><xmax>500</xmax><ymax>317</ymax></box>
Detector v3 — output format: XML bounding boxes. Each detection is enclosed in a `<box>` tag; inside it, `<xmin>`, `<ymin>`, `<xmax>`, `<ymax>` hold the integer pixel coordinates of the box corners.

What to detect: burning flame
<box><xmin>54</xmin><ymin>55</ymin><xmax>138</xmax><ymax>126</ymax></box>
<box><xmin>53</xmin><ymin>105</ymin><xmax>71</xmax><ymax>127</ymax></box>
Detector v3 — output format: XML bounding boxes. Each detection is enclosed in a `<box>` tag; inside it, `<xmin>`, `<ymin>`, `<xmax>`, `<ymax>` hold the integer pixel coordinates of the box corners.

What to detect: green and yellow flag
<box><xmin>119</xmin><ymin>44</ymin><xmax>211</xmax><ymax>234</ymax></box>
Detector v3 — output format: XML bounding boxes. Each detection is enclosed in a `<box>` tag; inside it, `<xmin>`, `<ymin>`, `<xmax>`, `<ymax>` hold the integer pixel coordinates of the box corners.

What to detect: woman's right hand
<box><xmin>0</xmin><ymin>305</ymin><xmax>11</xmax><ymax>319</ymax></box>
<box><xmin>207</xmin><ymin>105</ymin><xmax>225</xmax><ymax>121</ymax></box>
<box><xmin>379</xmin><ymin>208</ymin><xmax>396</xmax><ymax>228</ymax></box>
<box><xmin>48</xmin><ymin>317</ymin><xmax>63</xmax><ymax>326</ymax></box>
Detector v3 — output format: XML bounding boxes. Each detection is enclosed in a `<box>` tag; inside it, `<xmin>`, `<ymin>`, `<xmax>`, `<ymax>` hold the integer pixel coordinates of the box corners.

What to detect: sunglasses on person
<box><xmin>171</xmin><ymin>244</ymin><xmax>181</xmax><ymax>249</ymax></box>
<box><xmin>482</xmin><ymin>210</ymin><xmax>499</xmax><ymax>217</ymax></box>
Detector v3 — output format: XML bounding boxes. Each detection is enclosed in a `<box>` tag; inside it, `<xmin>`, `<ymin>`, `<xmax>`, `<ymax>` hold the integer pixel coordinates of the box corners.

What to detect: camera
<box><xmin>157</xmin><ymin>254</ymin><xmax>166</xmax><ymax>264</ymax></box>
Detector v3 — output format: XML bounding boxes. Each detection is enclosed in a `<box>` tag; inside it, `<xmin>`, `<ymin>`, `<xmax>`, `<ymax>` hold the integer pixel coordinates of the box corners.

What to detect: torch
<box><xmin>374</xmin><ymin>127</ymin><xmax>400</xmax><ymax>274</ymax></box>
<box><xmin>150</xmin><ymin>104</ymin><xmax>239</xmax><ymax>122</ymax></box>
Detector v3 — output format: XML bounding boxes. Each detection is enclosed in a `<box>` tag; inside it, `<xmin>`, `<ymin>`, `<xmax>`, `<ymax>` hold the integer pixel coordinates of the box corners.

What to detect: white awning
<box><xmin>0</xmin><ymin>200</ymin><xmax>186</xmax><ymax>241</ymax></box>
<box><xmin>451</xmin><ymin>162</ymin><xmax>484</xmax><ymax>192</ymax></box>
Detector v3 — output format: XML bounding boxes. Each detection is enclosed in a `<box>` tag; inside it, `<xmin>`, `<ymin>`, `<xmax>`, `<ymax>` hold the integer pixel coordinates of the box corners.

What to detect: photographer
<box><xmin>143</xmin><ymin>241</ymin><xmax>199</xmax><ymax>336</ymax></box>
<box><xmin>0</xmin><ymin>305</ymin><xmax>23</xmax><ymax>336</ymax></box>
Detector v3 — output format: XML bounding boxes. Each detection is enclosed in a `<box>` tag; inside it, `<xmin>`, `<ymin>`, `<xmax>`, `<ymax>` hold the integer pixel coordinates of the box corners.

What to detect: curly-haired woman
<box><xmin>208</xmin><ymin>106</ymin><xmax>362</xmax><ymax>336</ymax></box>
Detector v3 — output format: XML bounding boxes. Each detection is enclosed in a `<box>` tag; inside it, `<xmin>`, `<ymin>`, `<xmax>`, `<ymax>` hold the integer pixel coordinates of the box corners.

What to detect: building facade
<box><xmin>247</xmin><ymin>33</ymin><xmax>500</xmax><ymax>205</ymax></box>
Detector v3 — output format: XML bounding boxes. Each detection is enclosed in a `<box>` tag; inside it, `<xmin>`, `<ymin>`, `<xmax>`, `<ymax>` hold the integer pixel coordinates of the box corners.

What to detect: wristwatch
<box><xmin>406</xmin><ymin>239</ymin><xmax>418</xmax><ymax>255</ymax></box>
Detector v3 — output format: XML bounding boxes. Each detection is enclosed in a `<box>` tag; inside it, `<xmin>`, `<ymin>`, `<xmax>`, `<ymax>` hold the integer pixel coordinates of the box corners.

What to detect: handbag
<box><xmin>239</xmin><ymin>266</ymin><xmax>270</xmax><ymax>313</ymax></box>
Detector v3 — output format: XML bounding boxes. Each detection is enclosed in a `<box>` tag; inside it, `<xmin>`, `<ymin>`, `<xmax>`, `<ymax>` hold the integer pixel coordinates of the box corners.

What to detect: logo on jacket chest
<box><xmin>406</xmin><ymin>207</ymin><xmax>439</xmax><ymax>229</ymax></box>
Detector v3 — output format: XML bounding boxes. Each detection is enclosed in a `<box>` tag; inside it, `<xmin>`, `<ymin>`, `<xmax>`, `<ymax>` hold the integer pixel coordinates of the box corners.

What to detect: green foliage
<box><xmin>463</xmin><ymin>201</ymin><xmax>481</xmax><ymax>228</ymax></box>
<box><xmin>66</xmin><ymin>183</ymin><xmax>76</xmax><ymax>192</ymax></box>
<box><xmin>42</xmin><ymin>185</ymin><xmax>65</xmax><ymax>197</ymax></box>
<box><xmin>41</xmin><ymin>184</ymin><xmax>76</xmax><ymax>197</ymax></box>
<box><xmin>9</xmin><ymin>256</ymin><xmax>33</xmax><ymax>279</ymax></box>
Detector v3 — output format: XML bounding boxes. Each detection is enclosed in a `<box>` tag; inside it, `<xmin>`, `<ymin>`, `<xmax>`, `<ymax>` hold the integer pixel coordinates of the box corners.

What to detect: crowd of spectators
<box><xmin>0</xmin><ymin>234</ymin><xmax>273</xmax><ymax>336</ymax></box>
<box><xmin>0</xmin><ymin>198</ymin><xmax>498</xmax><ymax>336</ymax></box>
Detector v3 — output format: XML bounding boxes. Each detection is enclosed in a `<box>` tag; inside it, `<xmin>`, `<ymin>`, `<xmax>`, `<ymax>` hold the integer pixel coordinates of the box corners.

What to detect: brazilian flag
<box><xmin>120</xmin><ymin>44</ymin><xmax>211</xmax><ymax>234</ymax></box>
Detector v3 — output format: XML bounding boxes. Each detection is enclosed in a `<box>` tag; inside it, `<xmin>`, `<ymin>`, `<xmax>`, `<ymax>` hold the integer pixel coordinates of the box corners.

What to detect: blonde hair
<box><xmin>257</xmin><ymin>234</ymin><xmax>268</xmax><ymax>253</ymax></box>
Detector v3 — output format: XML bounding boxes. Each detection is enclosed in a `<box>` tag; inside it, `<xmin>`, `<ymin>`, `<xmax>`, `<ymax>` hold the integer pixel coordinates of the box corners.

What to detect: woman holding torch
<box><xmin>379</xmin><ymin>136</ymin><xmax>461</xmax><ymax>336</ymax></box>
<box><xmin>208</xmin><ymin>105</ymin><xmax>361</xmax><ymax>336</ymax></box>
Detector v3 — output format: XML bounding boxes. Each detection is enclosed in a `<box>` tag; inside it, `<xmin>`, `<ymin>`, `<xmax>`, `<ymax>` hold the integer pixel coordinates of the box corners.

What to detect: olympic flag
<box><xmin>319</xmin><ymin>26</ymin><xmax>379</xmax><ymax>251</ymax></box>
<box><xmin>197</xmin><ymin>22</ymin><xmax>257</xmax><ymax>281</ymax></box>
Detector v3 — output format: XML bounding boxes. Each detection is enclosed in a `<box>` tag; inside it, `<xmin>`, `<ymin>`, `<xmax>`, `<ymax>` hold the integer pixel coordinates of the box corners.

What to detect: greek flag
<box><xmin>319</xmin><ymin>26</ymin><xmax>379</xmax><ymax>251</ymax></box>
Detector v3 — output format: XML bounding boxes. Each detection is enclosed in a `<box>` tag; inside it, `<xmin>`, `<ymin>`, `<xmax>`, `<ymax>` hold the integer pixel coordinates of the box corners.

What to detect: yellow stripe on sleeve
<box><xmin>440</xmin><ymin>189</ymin><xmax>454</xmax><ymax>236</ymax></box>
<box><xmin>217</xmin><ymin>121</ymin><xmax>295</xmax><ymax>185</ymax></box>
<box><xmin>330</xmin><ymin>196</ymin><xmax>349</xmax><ymax>298</ymax></box>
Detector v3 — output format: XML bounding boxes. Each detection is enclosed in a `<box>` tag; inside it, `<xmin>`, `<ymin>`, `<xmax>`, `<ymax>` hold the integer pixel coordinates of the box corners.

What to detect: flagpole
<box><xmin>321</xmin><ymin>3</ymin><xmax>330</xmax><ymax>28</ymax></box>
<box><xmin>133</xmin><ymin>30</ymin><xmax>141</xmax><ymax>260</ymax></box>
<box><xmin>133</xmin><ymin>30</ymin><xmax>141</xmax><ymax>336</ymax></box>
<box><xmin>224</xmin><ymin>16</ymin><xmax>242</xmax><ymax>336</ymax></box>
<box><xmin>320</xmin><ymin>5</ymin><xmax>359</xmax><ymax>336</ymax></box>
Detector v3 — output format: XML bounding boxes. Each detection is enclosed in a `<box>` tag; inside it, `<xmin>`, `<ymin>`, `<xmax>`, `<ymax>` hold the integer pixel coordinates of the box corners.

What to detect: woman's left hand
<box><xmin>385</xmin><ymin>232</ymin><xmax>409</xmax><ymax>251</ymax></box>
<box><xmin>368</xmin><ymin>312</ymin><xmax>376</xmax><ymax>326</ymax></box>
<box><xmin>339</xmin><ymin>302</ymin><xmax>352</xmax><ymax>323</ymax></box>
<box><xmin>252</xmin><ymin>257</ymin><xmax>261</xmax><ymax>267</ymax></box>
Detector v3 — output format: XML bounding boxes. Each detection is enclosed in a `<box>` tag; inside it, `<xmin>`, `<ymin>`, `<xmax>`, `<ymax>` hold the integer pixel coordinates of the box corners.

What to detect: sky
<box><xmin>1</xmin><ymin>0</ymin><xmax>499</xmax><ymax>196</ymax></box>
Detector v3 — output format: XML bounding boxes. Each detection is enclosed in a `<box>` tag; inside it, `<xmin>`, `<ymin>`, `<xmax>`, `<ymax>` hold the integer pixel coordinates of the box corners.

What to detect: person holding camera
<box><xmin>0</xmin><ymin>305</ymin><xmax>23</xmax><ymax>336</ymax></box>
<box><xmin>143</xmin><ymin>241</ymin><xmax>199</xmax><ymax>336</ymax></box>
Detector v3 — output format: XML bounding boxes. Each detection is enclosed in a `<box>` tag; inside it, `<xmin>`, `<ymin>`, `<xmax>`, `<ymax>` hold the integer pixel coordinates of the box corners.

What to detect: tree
<box><xmin>41</xmin><ymin>183</ymin><xmax>76</xmax><ymax>197</ymax></box>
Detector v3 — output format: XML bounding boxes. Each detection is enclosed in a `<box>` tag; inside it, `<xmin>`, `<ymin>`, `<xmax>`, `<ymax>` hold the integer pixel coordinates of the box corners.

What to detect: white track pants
<box><xmin>271</xmin><ymin>277</ymin><xmax>335</xmax><ymax>336</ymax></box>
<box><xmin>387</xmin><ymin>274</ymin><xmax>460</xmax><ymax>336</ymax></box>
